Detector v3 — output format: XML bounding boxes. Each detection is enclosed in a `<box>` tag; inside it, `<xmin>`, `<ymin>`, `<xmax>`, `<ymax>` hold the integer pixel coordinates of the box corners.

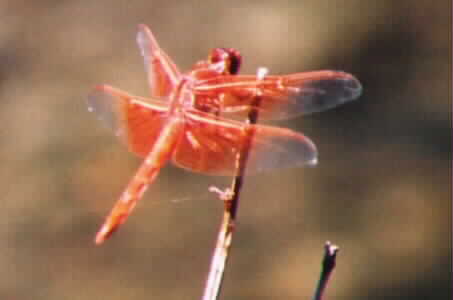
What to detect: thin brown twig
<box><xmin>201</xmin><ymin>68</ymin><xmax>268</xmax><ymax>300</ymax></box>
<box><xmin>312</xmin><ymin>241</ymin><xmax>339</xmax><ymax>300</ymax></box>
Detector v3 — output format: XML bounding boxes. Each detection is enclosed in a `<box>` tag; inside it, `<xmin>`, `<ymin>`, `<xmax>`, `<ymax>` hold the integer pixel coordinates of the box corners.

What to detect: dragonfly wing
<box><xmin>137</xmin><ymin>24</ymin><xmax>181</xmax><ymax>99</ymax></box>
<box><xmin>172</xmin><ymin>109</ymin><xmax>317</xmax><ymax>176</ymax></box>
<box><xmin>87</xmin><ymin>85</ymin><xmax>169</xmax><ymax>157</ymax></box>
<box><xmin>193</xmin><ymin>70</ymin><xmax>362</xmax><ymax>120</ymax></box>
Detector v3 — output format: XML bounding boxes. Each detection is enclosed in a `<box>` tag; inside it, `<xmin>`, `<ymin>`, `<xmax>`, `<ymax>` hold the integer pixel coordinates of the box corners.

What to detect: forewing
<box><xmin>87</xmin><ymin>85</ymin><xmax>169</xmax><ymax>157</ymax></box>
<box><xmin>172</xmin><ymin>109</ymin><xmax>317</xmax><ymax>176</ymax></box>
<box><xmin>193</xmin><ymin>70</ymin><xmax>362</xmax><ymax>120</ymax></box>
<box><xmin>137</xmin><ymin>24</ymin><xmax>181</xmax><ymax>99</ymax></box>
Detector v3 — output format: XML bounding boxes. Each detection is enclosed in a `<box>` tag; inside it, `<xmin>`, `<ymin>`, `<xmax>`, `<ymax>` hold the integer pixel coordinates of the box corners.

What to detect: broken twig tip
<box><xmin>325</xmin><ymin>241</ymin><xmax>339</xmax><ymax>256</ymax></box>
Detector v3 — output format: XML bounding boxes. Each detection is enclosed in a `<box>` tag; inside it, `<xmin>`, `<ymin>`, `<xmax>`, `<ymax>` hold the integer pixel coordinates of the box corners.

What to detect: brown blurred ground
<box><xmin>0</xmin><ymin>1</ymin><xmax>450</xmax><ymax>299</ymax></box>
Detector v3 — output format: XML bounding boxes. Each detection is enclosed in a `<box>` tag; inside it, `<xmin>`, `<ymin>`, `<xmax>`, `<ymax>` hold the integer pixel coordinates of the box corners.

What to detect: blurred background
<box><xmin>0</xmin><ymin>1</ymin><xmax>450</xmax><ymax>299</ymax></box>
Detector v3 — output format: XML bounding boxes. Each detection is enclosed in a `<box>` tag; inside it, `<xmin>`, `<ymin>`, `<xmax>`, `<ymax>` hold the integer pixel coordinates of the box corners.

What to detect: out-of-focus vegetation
<box><xmin>0</xmin><ymin>1</ymin><xmax>449</xmax><ymax>299</ymax></box>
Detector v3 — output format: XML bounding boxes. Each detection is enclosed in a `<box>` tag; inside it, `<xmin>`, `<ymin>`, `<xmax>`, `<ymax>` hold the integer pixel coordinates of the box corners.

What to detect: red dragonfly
<box><xmin>88</xmin><ymin>24</ymin><xmax>362</xmax><ymax>244</ymax></box>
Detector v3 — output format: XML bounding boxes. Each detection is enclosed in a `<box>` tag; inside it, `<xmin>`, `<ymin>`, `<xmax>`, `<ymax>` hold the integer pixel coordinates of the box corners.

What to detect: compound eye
<box><xmin>208</xmin><ymin>48</ymin><xmax>242</xmax><ymax>75</ymax></box>
<box><xmin>224</xmin><ymin>48</ymin><xmax>242</xmax><ymax>75</ymax></box>
<box><xmin>209</xmin><ymin>48</ymin><xmax>227</xmax><ymax>64</ymax></box>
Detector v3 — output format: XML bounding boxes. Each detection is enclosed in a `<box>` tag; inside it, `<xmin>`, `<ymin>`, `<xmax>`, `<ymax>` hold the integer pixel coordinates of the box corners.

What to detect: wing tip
<box><xmin>342</xmin><ymin>73</ymin><xmax>362</xmax><ymax>100</ymax></box>
<box><xmin>305</xmin><ymin>156</ymin><xmax>318</xmax><ymax>167</ymax></box>
<box><xmin>137</xmin><ymin>24</ymin><xmax>152</xmax><ymax>37</ymax></box>
<box><xmin>87</xmin><ymin>84</ymin><xmax>124</xmax><ymax>135</ymax></box>
<box><xmin>87</xmin><ymin>84</ymin><xmax>110</xmax><ymax>111</ymax></box>
<box><xmin>331</xmin><ymin>71</ymin><xmax>363</xmax><ymax>100</ymax></box>
<box><xmin>299</xmin><ymin>133</ymin><xmax>318</xmax><ymax>167</ymax></box>
<box><xmin>137</xmin><ymin>23</ymin><xmax>148</xmax><ymax>31</ymax></box>
<box><xmin>284</xmin><ymin>129</ymin><xmax>319</xmax><ymax>168</ymax></box>
<box><xmin>294</xmin><ymin>70</ymin><xmax>363</xmax><ymax>114</ymax></box>
<box><xmin>92</xmin><ymin>84</ymin><xmax>111</xmax><ymax>93</ymax></box>
<box><xmin>136</xmin><ymin>23</ymin><xmax>159</xmax><ymax>51</ymax></box>
<box><xmin>251</xmin><ymin>127</ymin><xmax>319</xmax><ymax>171</ymax></box>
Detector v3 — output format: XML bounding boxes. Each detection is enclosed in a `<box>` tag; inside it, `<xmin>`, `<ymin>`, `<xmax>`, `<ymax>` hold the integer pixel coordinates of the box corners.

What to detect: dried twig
<box><xmin>312</xmin><ymin>241</ymin><xmax>339</xmax><ymax>300</ymax></box>
<box><xmin>202</xmin><ymin>67</ymin><xmax>268</xmax><ymax>300</ymax></box>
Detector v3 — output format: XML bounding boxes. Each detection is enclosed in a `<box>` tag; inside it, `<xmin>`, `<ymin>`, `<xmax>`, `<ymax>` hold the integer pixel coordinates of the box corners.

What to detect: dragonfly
<box><xmin>88</xmin><ymin>24</ymin><xmax>362</xmax><ymax>244</ymax></box>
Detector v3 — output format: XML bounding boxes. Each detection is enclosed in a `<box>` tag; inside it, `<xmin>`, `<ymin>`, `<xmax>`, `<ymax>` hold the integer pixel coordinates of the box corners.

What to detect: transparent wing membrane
<box><xmin>87</xmin><ymin>85</ymin><xmax>169</xmax><ymax>156</ymax></box>
<box><xmin>193</xmin><ymin>70</ymin><xmax>362</xmax><ymax>120</ymax></box>
<box><xmin>136</xmin><ymin>24</ymin><xmax>181</xmax><ymax>99</ymax></box>
<box><xmin>173</xmin><ymin>109</ymin><xmax>317</xmax><ymax>175</ymax></box>
<box><xmin>88</xmin><ymin>89</ymin><xmax>317</xmax><ymax>176</ymax></box>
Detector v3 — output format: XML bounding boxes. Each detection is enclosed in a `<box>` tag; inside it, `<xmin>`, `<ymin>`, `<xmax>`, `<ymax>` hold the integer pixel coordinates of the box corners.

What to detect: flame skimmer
<box><xmin>88</xmin><ymin>24</ymin><xmax>362</xmax><ymax>244</ymax></box>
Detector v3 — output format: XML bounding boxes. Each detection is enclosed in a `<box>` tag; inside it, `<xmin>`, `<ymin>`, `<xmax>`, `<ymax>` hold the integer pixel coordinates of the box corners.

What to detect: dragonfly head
<box><xmin>209</xmin><ymin>48</ymin><xmax>242</xmax><ymax>75</ymax></box>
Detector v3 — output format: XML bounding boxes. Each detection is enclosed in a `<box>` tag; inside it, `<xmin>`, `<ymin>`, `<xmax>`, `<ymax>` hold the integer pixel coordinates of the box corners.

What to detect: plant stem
<box><xmin>201</xmin><ymin>68</ymin><xmax>268</xmax><ymax>300</ymax></box>
<box><xmin>312</xmin><ymin>241</ymin><xmax>339</xmax><ymax>300</ymax></box>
